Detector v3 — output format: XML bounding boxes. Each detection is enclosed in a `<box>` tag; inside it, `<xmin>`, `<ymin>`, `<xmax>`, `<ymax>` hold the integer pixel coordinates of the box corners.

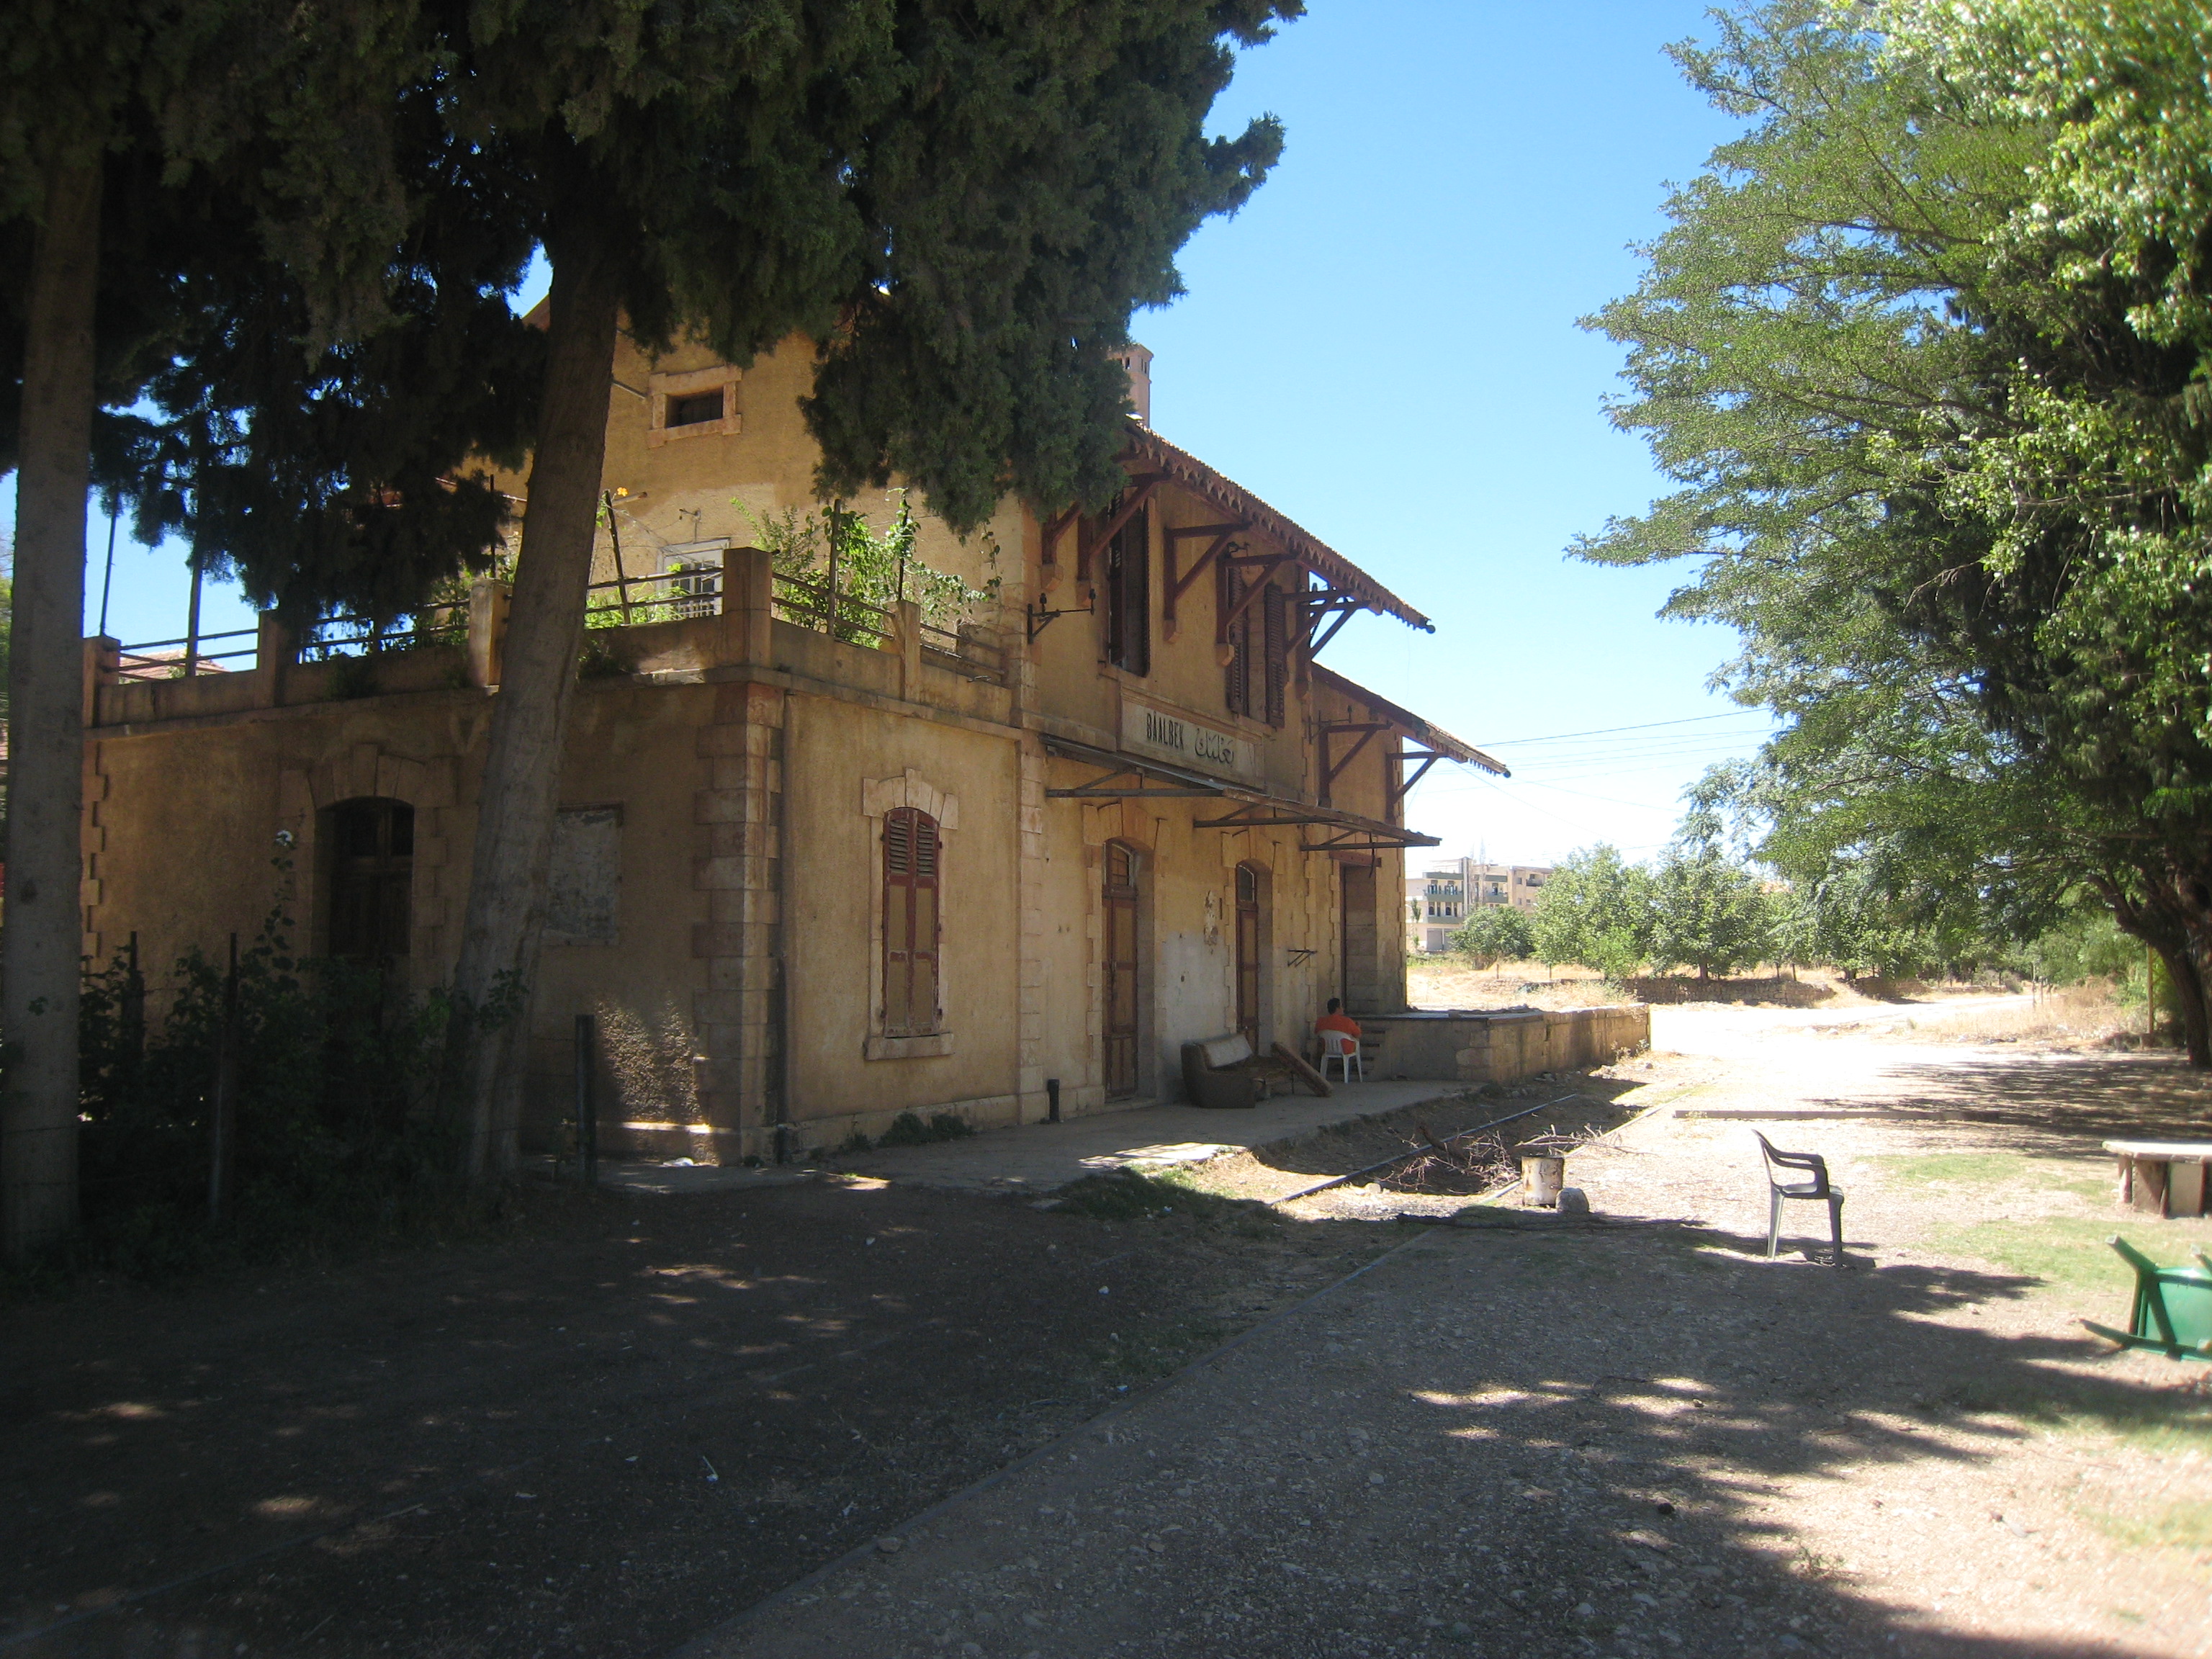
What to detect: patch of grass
<box><xmin>1935</xmin><ymin>1214</ymin><xmax>2212</xmax><ymax>1298</ymax></box>
<box><xmin>876</xmin><ymin>1111</ymin><xmax>975</xmax><ymax>1148</ymax></box>
<box><xmin>1052</xmin><ymin>1169</ymin><xmax>1276</xmax><ymax>1231</ymax></box>
<box><xmin>2085</xmin><ymin>1499</ymin><xmax>2212</xmax><ymax>1556</ymax></box>
<box><xmin>1871</xmin><ymin>1151</ymin><xmax>2106</xmax><ymax>1198</ymax></box>
<box><xmin>1917</xmin><ymin>1372</ymin><xmax>2212</xmax><ymax>1459</ymax></box>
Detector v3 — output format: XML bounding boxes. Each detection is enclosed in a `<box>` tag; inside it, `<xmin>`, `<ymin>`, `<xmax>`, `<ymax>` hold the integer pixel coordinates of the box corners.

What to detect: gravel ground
<box><xmin>709</xmin><ymin>1017</ymin><xmax>2212</xmax><ymax>1659</ymax></box>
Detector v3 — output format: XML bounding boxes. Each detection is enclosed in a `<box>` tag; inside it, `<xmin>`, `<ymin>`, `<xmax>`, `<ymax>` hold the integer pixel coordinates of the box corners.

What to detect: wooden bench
<box><xmin>2105</xmin><ymin>1141</ymin><xmax>2212</xmax><ymax>1219</ymax></box>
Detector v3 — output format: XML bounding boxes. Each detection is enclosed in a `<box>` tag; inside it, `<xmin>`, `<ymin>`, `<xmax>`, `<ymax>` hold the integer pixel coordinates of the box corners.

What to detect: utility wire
<box><xmin>1472</xmin><ymin>709</ymin><xmax>1766</xmax><ymax>747</ymax></box>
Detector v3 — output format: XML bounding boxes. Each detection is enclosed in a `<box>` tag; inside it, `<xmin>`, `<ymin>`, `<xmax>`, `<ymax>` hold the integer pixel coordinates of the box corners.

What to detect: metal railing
<box><xmin>772</xmin><ymin>568</ymin><xmax>894</xmax><ymax>648</ymax></box>
<box><xmin>919</xmin><ymin>619</ymin><xmax>1008</xmax><ymax>685</ymax></box>
<box><xmin>584</xmin><ymin>563</ymin><xmax>724</xmax><ymax>626</ymax></box>
<box><xmin>296</xmin><ymin>608</ymin><xmax>465</xmax><ymax>662</ymax></box>
<box><xmin>114</xmin><ymin>627</ymin><xmax>258</xmax><ymax>680</ymax></box>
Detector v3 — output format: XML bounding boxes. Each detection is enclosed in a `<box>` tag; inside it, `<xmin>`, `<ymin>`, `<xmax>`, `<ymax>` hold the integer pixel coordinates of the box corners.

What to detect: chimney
<box><xmin>1114</xmin><ymin>342</ymin><xmax>1154</xmax><ymax>428</ymax></box>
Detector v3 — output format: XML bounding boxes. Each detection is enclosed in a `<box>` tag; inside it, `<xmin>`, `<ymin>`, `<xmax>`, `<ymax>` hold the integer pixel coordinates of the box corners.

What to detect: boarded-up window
<box><xmin>547</xmin><ymin>805</ymin><xmax>621</xmax><ymax>945</ymax></box>
<box><xmin>882</xmin><ymin>807</ymin><xmax>942</xmax><ymax>1036</ymax></box>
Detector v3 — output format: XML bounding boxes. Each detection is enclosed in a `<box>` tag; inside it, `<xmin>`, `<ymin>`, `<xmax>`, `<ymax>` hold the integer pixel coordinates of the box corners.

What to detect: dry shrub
<box><xmin>1900</xmin><ymin>981</ymin><xmax>2130</xmax><ymax>1048</ymax></box>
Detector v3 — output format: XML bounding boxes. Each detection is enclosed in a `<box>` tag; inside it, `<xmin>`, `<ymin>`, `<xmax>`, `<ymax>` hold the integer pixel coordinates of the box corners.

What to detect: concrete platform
<box><xmin>593</xmin><ymin>1078</ymin><xmax>1475</xmax><ymax>1198</ymax></box>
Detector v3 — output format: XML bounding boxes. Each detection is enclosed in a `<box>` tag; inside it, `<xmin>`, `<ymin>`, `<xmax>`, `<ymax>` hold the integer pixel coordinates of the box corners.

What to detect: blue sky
<box><xmin>1143</xmin><ymin>0</ymin><xmax>1766</xmax><ymax>866</ymax></box>
<box><xmin>19</xmin><ymin>0</ymin><xmax>1760</xmax><ymax>866</ymax></box>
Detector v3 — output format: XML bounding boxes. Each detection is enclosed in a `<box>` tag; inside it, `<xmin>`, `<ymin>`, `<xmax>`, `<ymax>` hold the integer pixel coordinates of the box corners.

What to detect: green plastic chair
<box><xmin>2082</xmin><ymin>1236</ymin><xmax>2212</xmax><ymax>1362</ymax></box>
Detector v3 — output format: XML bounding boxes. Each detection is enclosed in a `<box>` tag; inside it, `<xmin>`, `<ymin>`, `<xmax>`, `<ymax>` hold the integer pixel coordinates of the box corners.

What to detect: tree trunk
<box><xmin>447</xmin><ymin>225</ymin><xmax>621</xmax><ymax>1180</ymax></box>
<box><xmin>2099</xmin><ymin>863</ymin><xmax>2212</xmax><ymax>1071</ymax></box>
<box><xmin>2</xmin><ymin>158</ymin><xmax>100</xmax><ymax>1263</ymax></box>
<box><xmin>2158</xmin><ymin>943</ymin><xmax>2211</xmax><ymax>1069</ymax></box>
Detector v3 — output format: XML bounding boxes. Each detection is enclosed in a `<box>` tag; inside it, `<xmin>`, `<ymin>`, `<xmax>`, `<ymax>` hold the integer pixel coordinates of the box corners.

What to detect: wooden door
<box><xmin>1234</xmin><ymin>863</ymin><xmax>1262</xmax><ymax>1049</ymax></box>
<box><xmin>330</xmin><ymin>798</ymin><xmax>414</xmax><ymax>961</ymax></box>
<box><xmin>1339</xmin><ymin>860</ymin><xmax>1379</xmax><ymax>1013</ymax></box>
<box><xmin>1103</xmin><ymin>841</ymin><xmax>1141</xmax><ymax>1097</ymax></box>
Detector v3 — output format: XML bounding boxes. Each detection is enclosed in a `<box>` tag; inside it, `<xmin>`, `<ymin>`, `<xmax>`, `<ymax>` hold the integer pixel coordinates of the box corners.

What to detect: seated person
<box><xmin>1313</xmin><ymin>997</ymin><xmax>1362</xmax><ymax>1051</ymax></box>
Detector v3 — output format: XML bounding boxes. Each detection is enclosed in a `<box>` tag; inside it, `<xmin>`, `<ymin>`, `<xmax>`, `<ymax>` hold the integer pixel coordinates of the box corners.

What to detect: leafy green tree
<box><xmin>1530</xmin><ymin>845</ymin><xmax>1653</xmax><ymax>984</ymax></box>
<box><xmin>1575</xmin><ymin>0</ymin><xmax>2212</xmax><ymax>1061</ymax></box>
<box><xmin>1449</xmin><ymin>904</ymin><xmax>1533</xmax><ymax>969</ymax></box>
<box><xmin>1647</xmin><ymin>844</ymin><xmax>1769</xmax><ymax>981</ymax></box>
<box><xmin>441</xmin><ymin>1</ymin><xmax>1302</xmax><ymax>1174</ymax></box>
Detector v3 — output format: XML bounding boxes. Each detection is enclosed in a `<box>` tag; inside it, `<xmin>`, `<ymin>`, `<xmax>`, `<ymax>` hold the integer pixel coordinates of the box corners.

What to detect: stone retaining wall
<box><xmin>1361</xmin><ymin>1004</ymin><xmax>1650</xmax><ymax>1086</ymax></box>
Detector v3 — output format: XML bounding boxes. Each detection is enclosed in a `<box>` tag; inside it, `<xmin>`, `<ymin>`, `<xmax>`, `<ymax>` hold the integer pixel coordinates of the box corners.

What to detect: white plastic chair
<box><xmin>1321</xmin><ymin>1028</ymin><xmax>1363</xmax><ymax>1084</ymax></box>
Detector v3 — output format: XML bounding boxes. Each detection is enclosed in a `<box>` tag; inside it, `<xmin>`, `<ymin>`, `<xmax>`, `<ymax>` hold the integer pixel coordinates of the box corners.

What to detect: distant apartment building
<box><xmin>1404</xmin><ymin>859</ymin><xmax>1552</xmax><ymax>954</ymax></box>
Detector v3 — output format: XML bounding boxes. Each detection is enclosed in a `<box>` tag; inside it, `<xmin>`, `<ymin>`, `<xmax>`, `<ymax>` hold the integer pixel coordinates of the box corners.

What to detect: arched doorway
<box><xmin>1103</xmin><ymin>841</ymin><xmax>1141</xmax><ymax>1098</ymax></box>
<box><xmin>328</xmin><ymin>798</ymin><xmax>414</xmax><ymax>962</ymax></box>
<box><xmin>1234</xmin><ymin>862</ymin><xmax>1264</xmax><ymax>1050</ymax></box>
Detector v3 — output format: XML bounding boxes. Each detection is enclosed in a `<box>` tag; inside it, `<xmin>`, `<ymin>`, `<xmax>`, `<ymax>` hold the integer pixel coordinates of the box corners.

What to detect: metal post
<box><xmin>825</xmin><ymin>503</ymin><xmax>842</xmax><ymax>639</ymax></box>
<box><xmin>122</xmin><ymin>931</ymin><xmax>145</xmax><ymax>1072</ymax></box>
<box><xmin>603</xmin><ymin>491</ymin><xmax>634</xmax><ymax>625</ymax></box>
<box><xmin>1046</xmin><ymin>1077</ymin><xmax>1061</xmax><ymax>1125</ymax></box>
<box><xmin>208</xmin><ymin>932</ymin><xmax>239</xmax><ymax>1223</ymax></box>
<box><xmin>97</xmin><ymin>509</ymin><xmax>117</xmax><ymax>638</ymax></box>
<box><xmin>575</xmin><ymin>1013</ymin><xmax>598</xmax><ymax>1186</ymax></box>
<box><xmin>184</xmin><ymin>549</ymin><xmax>204</xmax><ymax>678</ymax></box>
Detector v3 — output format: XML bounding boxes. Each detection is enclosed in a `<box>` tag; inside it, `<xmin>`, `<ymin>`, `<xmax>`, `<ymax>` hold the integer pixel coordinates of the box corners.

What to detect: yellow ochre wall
<box><xmin>87</xmin><ymin>336</ymin><xmax>1439</xmax><ymax>1165</ymax></box>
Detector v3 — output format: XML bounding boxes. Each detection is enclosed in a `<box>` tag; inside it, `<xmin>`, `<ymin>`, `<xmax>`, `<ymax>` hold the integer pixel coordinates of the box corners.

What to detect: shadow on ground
<box><xmin>1791</xmin><ymin>1049</ymin><xmax>2212</xmax><ymax>1146</ymax></box>
<box><xmin>1350</xmin><ymin>1218</ymin><xmax>2208</xmax><ymax>1658</ymax></box>
<box><xmin>9</xmin><ymin>1044</ymin><xmax>2211</xmax><ymax>1658</ymax></box>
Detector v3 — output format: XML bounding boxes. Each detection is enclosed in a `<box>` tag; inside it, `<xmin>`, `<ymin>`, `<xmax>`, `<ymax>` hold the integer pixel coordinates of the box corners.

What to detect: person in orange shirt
<box><xmin>1314</xmin><ymin>997</ymin><xmax>1362</xmax><ymax>1046</ymax></box>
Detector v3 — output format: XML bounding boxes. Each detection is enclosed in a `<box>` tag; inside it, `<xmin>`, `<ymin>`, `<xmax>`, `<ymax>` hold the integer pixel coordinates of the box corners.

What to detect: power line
<box><xmin>1475</xmin><ymin>710</ymin><xmax>1766</xmax><ymax>747</ymax></box>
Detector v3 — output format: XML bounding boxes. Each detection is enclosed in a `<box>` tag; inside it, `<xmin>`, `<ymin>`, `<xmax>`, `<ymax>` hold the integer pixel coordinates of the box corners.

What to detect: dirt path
<box><xmin>1</xmin><ymin>1185</ymin><xmax>1390</xmax><ymax>1658</ymax></box>
<box><xmin>10</xmin><ymin>1004</ymin><xmax>2211</xmax><ymax>1658</ymax></box>
<box><xmin>715</xmin><ymin>1010</ymin><xmax>2212</xmax><ymax>1659</ymax></box>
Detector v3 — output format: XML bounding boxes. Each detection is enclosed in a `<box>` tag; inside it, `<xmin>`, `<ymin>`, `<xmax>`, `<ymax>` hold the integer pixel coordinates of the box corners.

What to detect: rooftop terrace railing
<box><xmin>918</xmin><ymin>619</ymin><xmax>1008</xmax><ymax>685</ymax></box>
<box><xmin>113</xmin><ymin>626</ymin><xmax>258</xmax><ymax>680</ymax></box>
<box><xmin>771</xmin><ymin>567</ymin><xmax>895</xmax><ymax>649</ymax></box>
<box><xmin>296</xmin><ymin>607</ymin><xmax>467</xmax><ymax>661</ymax></box>
<box><xmin>585</xmin><ymin>563</ymin><xmax>724</xmax><ymax>626</ymax></box>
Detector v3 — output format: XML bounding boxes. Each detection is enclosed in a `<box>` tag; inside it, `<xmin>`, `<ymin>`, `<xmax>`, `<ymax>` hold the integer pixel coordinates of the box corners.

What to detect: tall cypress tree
<box><xmin>440</xmin><ymin>1</ymin><xmax>1299</xmax><ymax>1174</ymax></box>
<box><xmin>1</xmin><ymin>0</ymin><xmax>531</xmax><ymax>1259</ymax></box>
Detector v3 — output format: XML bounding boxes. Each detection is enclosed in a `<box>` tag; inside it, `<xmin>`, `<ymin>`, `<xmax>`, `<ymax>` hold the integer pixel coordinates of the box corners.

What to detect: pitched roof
<box><xmin>1311</xmin><ymin>665</ymin><xmax>1508</xmax><ymax>776</ymax></box>
<box><xmin>1122</xmin><ymin>427</ymin><xmax>1433</xmax><ymax>631</ymax></box>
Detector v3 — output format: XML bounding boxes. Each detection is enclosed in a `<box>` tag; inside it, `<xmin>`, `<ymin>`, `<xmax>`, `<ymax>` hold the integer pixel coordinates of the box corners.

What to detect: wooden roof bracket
<box><xmin>1162</xmin><ymin>521</ymin><xmax>1247</xmax><ymax>636</ymax></box>
<box><xmin>1074</xmin><ymin>472</ymin><xmax>1169</xmax><ymax>585</ymax></box>
<box><xmin>1038</xmin><ymin>505</ymin><xmax>1081</xmax><ymax>575</ymax></box>
<box><xmin>1215</xmin><ymin>554</ymin><xmax>1289</xmax><ymax>643</ymax></box>
<box><xmin>1388</xmin><ymin>746</ymin><xmax>1443</xmax><ymax>814</ymax></box>
<box><xmin>1308</xmin><ymin>594</ymin><xmax>1367</xmax><ymax>657</ymax></box>
<box><xmin>1318</xmin><ymin>719</ymin><xmax>1388</xmax><ymax>805</ymax></box>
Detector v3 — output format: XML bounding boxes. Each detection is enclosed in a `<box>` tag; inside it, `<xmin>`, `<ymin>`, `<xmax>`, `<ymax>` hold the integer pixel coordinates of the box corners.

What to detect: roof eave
<box><xmin>1120</xmin><ymin>428</ymin><xmax>1434</xmax><ymax>632</ymax></box>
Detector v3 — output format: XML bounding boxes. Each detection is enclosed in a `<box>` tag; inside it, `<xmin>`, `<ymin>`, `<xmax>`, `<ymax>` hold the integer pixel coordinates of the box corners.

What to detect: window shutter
<box><xmin>1222</xmin><ymin>565</ymin><xmax>1250</xmax><ymax>717</ymax></box>
<box><xmin>881</xmin><ymin>807</ymin><xmax>941</xmax><ymax>1037</ymax></box>
<box><xmin>1262</xmin><ymin>583</ymin><xmax>1289</xmax><ymax>728</ymax></box>
<box><xmin>1105</xmin><ymin>503</ymin><xmax>1150</xmax><ymax>675</ymax></box>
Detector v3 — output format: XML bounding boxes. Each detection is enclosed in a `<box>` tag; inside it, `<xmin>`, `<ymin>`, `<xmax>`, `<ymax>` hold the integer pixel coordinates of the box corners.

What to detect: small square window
<box><xmin>667</xmin><ymin>389</ymin><xmax>725</xmax><ymax>428</ymax></box>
